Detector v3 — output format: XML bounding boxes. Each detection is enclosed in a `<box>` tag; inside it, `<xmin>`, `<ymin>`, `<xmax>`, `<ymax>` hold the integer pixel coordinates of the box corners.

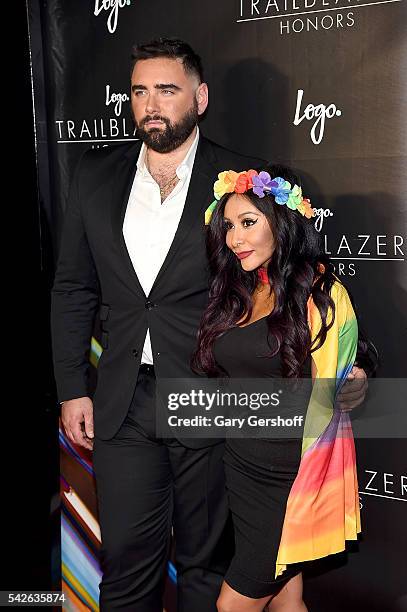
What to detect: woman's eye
<box><xmin>242</xmin><ymin>218</ymin><xmax>257</xmax><ymax>228</ymax></box>
<box><xmin>224</xmin><ymin>218</ymin><xmax>257</xmax><ymax>230</ymax></box>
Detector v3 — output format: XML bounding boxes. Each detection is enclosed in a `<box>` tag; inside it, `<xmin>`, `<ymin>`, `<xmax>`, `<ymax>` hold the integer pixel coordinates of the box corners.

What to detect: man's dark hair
<box><xmin>131</xmin><ymin>38</ymin><xmax>204</xmax><ymax>83</ymax></box>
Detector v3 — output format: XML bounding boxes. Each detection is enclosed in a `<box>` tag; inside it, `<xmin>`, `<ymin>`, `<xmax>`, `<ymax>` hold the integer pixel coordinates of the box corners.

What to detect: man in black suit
<box><xmin>51</xmin><ymin>38</ymin><xmax>367</xmax><ymax>611</ymax></box>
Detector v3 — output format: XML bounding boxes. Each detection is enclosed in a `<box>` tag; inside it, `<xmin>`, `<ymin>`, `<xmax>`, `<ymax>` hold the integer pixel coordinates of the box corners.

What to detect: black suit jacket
<box><xmin>51</xmin><ymin>135</ymin><xmax>263</xmax><ymax>444</ymax></box>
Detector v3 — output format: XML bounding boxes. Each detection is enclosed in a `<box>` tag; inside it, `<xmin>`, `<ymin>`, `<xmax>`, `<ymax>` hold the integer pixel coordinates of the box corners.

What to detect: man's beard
<box><xmin>135</xmin><ymin>102</ymin><xmax>198</xmax><ymax>153</ymax></box>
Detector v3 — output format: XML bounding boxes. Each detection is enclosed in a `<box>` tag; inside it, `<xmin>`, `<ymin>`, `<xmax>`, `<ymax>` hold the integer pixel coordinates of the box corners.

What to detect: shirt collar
<box><xmin>137</xmin><ymin>126</ymin><xmax>200</xmax><ymax>180</ymax></box>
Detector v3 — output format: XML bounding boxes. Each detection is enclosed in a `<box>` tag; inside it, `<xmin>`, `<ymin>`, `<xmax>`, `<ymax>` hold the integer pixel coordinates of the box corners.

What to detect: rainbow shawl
<box><xmin>275</xmin><ymin>281</ymin><xmax>361</xmax><ymax>578</ymax></box>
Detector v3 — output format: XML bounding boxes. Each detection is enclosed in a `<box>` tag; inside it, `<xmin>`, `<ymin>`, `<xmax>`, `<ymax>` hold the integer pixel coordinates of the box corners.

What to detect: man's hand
<box><xmin>61</xmin><ymin>397</ymin><xmax>94</xmax><ymax>450</ymax></box>
<box><xmin>337</xmin><ymin>366</ymin><xmax>368</xmax><ymax>412</ymax></box>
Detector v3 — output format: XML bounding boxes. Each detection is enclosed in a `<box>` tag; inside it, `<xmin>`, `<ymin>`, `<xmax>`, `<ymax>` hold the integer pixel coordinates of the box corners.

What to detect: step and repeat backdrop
<box><xmin>28</xmin><ymin>0</ymin><xmax>406</xmax><ymax>610</ymax></box>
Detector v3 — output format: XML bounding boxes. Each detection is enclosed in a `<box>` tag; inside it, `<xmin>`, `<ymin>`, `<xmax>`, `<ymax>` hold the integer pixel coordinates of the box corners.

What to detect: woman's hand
<box><xmin>337</xmin><ymin>366</ymin><xmax>368</xmax><ymax>411</ymax></box>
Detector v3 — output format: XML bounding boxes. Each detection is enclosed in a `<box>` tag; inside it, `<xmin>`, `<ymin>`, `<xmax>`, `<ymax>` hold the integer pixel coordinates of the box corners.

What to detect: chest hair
<box><xmin>149</xmin><ymin>165</ymin><xmax>180</xmax><ymax>203</ymax></box>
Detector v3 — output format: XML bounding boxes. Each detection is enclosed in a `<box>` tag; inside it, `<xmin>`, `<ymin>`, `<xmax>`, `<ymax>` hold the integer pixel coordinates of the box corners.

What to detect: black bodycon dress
<box><xmin>213</xmin><ymin>317</ymin><xmax>311</xmax><ymax>599</ymax></box>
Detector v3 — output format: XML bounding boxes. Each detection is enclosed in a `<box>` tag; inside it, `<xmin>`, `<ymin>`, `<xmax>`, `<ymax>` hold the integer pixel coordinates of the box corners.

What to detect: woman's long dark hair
<box><xmin>192</xmin><ymin>164</ymin><xmax>337</xmax><ymax>378</ymax></box>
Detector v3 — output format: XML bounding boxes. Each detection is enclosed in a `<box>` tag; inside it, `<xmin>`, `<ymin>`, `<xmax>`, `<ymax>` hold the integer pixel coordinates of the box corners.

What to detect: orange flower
<box><xmin>297</xmin><ymin>198</ymin><xmax>314</xmax><ymax>219</ymax></box>
<box><xmin>246</xmin><ymin>169</ymin><xmax>258</xmax><ymax>188</ymax></box>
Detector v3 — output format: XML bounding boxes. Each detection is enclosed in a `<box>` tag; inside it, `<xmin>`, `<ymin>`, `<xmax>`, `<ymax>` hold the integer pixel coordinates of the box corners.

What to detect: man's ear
<box><xmin>196</xmin><ymin>82</ymin><xmax>209</xmax><ymax>115</ymax></box>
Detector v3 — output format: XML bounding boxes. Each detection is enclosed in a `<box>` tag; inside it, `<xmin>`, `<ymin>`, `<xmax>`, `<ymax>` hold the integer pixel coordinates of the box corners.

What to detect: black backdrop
<box><xmin>28</xmin><ymin>0</ymin><xmax>406</xmax><ymax>609</ymax></box>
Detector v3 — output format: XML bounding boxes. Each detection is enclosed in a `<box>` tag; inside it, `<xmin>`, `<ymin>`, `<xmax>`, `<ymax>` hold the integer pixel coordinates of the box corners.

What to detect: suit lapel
<box><xmin>110</xmin><ymin>141</ymin><xmax>147</xmax><ymax>298</ymax></box>
<box><xmin>150</xmin><ymin>136</ymin><xmax>217</xmax><ymax>292</ymax></box>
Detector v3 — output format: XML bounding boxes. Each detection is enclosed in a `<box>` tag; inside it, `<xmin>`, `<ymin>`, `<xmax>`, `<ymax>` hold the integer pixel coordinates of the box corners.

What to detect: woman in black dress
<box><xmin>193</xmin><ymin>165</ymin><xmax>365</xmax><ymax>612</ymax></box>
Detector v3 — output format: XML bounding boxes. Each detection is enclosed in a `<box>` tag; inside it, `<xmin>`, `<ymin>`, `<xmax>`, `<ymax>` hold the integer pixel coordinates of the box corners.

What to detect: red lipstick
<box><xmin>236</xmin><ymin>251</ymin><xmax>254</xmax><ymax>260</ymax></box>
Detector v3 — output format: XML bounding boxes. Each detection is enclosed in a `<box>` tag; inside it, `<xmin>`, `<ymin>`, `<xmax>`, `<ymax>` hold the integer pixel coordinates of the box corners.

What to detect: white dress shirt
<box><xmin>122</xmin><ymin>127</ymin><xmax>200</xmax><ymax>364</ymax></box>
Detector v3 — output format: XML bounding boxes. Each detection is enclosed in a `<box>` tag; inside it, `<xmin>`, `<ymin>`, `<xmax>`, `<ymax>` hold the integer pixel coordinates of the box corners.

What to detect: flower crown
<box><xmin>205</xmin><ymin>169</ymin><xmax>314</xmax><ymax>224</ymax></box>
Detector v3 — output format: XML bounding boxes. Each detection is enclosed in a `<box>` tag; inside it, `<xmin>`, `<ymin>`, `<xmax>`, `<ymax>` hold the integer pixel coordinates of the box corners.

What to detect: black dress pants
<box><xmin>92</xmin><ymin>366</ymin><xmax>233</xmax><ymax>611</ymax></box>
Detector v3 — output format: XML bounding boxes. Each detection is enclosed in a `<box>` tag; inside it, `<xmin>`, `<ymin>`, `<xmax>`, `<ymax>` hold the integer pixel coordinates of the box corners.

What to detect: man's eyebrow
<box><xmin>131</xmin><ymin>83</ymin><xmax>182</xmax><ymax>91</ymax></box>
<box><xmin>155</xmin><ymin>83</ymin><xmax>182</xmax><ymax>91</ymax></box>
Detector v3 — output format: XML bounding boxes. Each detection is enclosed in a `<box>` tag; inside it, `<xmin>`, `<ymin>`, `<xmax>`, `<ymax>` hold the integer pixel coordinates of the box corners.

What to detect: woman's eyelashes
<box><xmin>224</xmin><ymin>218</ymin><xmax>258</xmax><ymax>231</ymax></box>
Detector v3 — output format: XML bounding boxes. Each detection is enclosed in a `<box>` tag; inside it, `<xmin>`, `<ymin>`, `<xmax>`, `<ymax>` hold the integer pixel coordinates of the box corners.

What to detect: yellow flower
<box><xmin>214</xmin><ymin>170</ymin><xmax>240</xmax><ymax>200</ymax></box>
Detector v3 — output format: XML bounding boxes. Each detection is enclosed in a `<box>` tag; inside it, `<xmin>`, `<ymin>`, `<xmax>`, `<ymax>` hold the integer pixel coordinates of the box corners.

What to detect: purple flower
<box><xmin>252</xmin><ymin>171</ymin><xmax>273</xmax><ymax>198</ymax></box>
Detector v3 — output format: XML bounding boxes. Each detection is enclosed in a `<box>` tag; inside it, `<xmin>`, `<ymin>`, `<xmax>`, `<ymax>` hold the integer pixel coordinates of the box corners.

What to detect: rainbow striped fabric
<box><xmin>275</xmin><ymin>281</ymin><xmax>361</xmax><ymax>578</ymax></box>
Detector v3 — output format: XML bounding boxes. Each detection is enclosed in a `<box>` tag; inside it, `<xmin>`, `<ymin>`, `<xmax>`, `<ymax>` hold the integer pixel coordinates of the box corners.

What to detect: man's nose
<box><xmin>145</xmin><ymin>92</ymin><xmax>160</xmax><ymax>115</ymax></box>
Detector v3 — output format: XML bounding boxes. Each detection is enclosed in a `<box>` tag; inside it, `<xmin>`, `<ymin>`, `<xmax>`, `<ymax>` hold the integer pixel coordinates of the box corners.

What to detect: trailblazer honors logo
<box><xmin>314</xmin><ymin>208</ymin><xmax>404</xmax><ymax>277</ymax></box>
<box><xmin>94</xmin><ymin>0</ymin><xmax>132</xmax><ymax>34</ymax></box>
<box><xmin>306</xmin><ymin>205</ymin><xmax>405</xmax><ymax>278</ymax></box>
<box><xmin>293</xmin><ymin>89</ymin><xmax>342</xmax><ymax>145</ymax></box>
<box><xmin>238</xmin><ymin>0</ymin><xmax>399</xmax><ymax>35</ymax></box>
<box><xmin>55</xmin><ymin>85</ymin><xmax>137</xmax><ymax>145</ymax></box>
